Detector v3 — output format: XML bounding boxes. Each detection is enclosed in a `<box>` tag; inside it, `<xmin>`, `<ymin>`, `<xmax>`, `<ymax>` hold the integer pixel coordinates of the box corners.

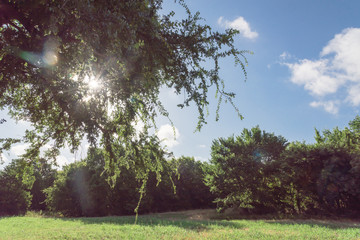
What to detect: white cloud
<box><xmin>9</xmin><ymin>143</ymin><xmax>75</xmax><ymax>169</ymax></box>
<box><xmin>218</xmin><ymin>16</ymin><xmax>258</xmax><ymax>40</ymax></box>
<box><xmin>157</xmin><ymin>124</ymin><xmax>180</xmax><ymax>148</ymax></box>
<box><xmin>321</xmin><ymin>28</ymin><xmax>360</xmax><ymax>81</ymax></box>
<box><xmin>286</xmin><ymin>59</ymin><xmax>343</xmax><ymax>96</ymax></box>
<box><xmin>0</xmin><ymin>153</ymin><xmax>7</xmax><ymax>162</ymax></box>
<box><xmin>131</xmin><ymin>118</ymin><xmax>145</xmax><ymax>141</ymax></box>
<box><xmin>198</xmin><ymin>144</ymin><xmax>206</xmax><ymax>148</ymax></box>
<box><xmin>347</xmin><ymin>84</ymin><xmax>360</xmax><ymax>106</ymax></box>
<box><xmin>194</xmin><ymin>156</ymin><xmax>208</xmax><ymax>162</ymax></box>
<box><xmin>310</xmin><ymin>101</ymin><xmax>339</xmax><ymax>115</ymax></box>
<box><xmin>11</xmin><ymin>143</ymin><xmax>60</xmax><ymax>157</ymax></box>
<box><xmin>57</xmin><ymin>155</ymin><xmax>70</xmax><ymax>168</ymax></box>
<box><xmin>72</xmin><ymin>142</ymin><xmax>90</xmax><ymax>161</ymax></box>
<box><xmin>280</xmin><ymin>51</ymin><xmax>293</xmax><ymax>60</ymax></box>
<box><xmin>11</xmin><ymin>143</ymin><xmax>29</xmax><ymax>156</ymax></box>
<box><xmin>0</xmin><ymin>153</ymin><xmax>10</xmax><ymax>169</ymax></box>
<box><xmin>285</xmin><ymin>28</ymin><xmax>360</xmax><ymax>114</ymax></box>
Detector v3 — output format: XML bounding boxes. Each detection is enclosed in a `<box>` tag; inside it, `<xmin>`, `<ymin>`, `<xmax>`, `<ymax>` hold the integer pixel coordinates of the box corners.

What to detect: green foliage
<box><xmin>143</xmin><ymin>156</ymin><xmax>215</xmax><ymax>212</ymax></box>
<box><xmin>44</xmin><ymin>149</ymin><xmax>214</xmax><ymax>217</ymax></box>
<box><xmin>0</xmin><ymin>0</ymin><xmax>249</xmax><ymax>183</ymax></box>
<box><xmin>30</xmin><ymin>158</ymin><xmax>57</xmax><ymax>211</ymax></box>
<box><xmin>171</xmin><ymin>156</ymin><xmax>215</xmax><ymax>209</ymax></box>
<box><xmin>44</xmin><ymin>157</ymin><xmax>140</xmax><ymax>217</ymax></box>
<box><xmin>205</xmin><ymin>126</ymin><xmax>288</xmax><ymax>213</ymax></box>
<box><xmin>205</xmin><ymin>117</ymin><xmax>360</xmax><ymax>216</ymax></box>
<box><xmin>280</xmin><ymin>142</ymin><xmax>326</xmax><ymax>213</ymax></box>
<box><xmin>0</xmin><ymin>159</ymin><xmax>35</xmax><ymax>215</ymax></box>
<box><xmin>311</xmin><ymin>119</ymin><xmax>360</xmax><ymax>213</ymax></box>
<box><xmin>281</xmin><ymin>142</ymin><xmax>360</xmax><ymax>214</ymax></box>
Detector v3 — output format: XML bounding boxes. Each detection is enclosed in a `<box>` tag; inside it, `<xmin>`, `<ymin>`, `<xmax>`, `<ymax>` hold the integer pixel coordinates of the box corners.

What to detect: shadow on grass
<box><xmin>264</xmin><ymin>219</ymin><xmax>360</xmax><ymax>230</ymax></box>
<box><xmin>56</xmin><ymin>215</ymin><xmax>245</xmax><ymax>232</ymax></box>
<box><xmin>209</xmin><ymin>208</ymin><xmax>360</xmax><ymax>230</ymax></box>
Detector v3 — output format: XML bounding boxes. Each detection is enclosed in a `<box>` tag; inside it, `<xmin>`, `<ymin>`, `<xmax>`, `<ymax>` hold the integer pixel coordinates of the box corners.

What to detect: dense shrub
<box><xmin>142</xmin><ymin>156</ymin><xmax>215</xmax><ymax>213</ymax></box>
<box><xmin>44</xmin><ymin>148</ymin><xmax>214</xmax><ymax>217</ymax></box>
<box><xmin>30</xmin><ymin>158</ymin><xmax>57</xmax><ymax>211</ymax></box>
<box><xmin>205</xmin><ymin>120</ymin><xmax>360</xmax><ymax>216</ymax></box>
<box><xmin>204</xmin><ymin>126</ymin><xmax>288</xmax><ymax>213</ymax></box>
<box><xmin>0</xmin><ymin>159</ymin><xmax>34</xmax><ymax>215</ymax></box>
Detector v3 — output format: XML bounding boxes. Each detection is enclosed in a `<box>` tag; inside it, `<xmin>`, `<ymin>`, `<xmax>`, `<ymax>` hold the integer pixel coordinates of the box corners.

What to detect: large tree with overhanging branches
<box><xmin>0</xmin><ymin>0</ymin><xmax>249</xmax><ymax>188</ymax></box>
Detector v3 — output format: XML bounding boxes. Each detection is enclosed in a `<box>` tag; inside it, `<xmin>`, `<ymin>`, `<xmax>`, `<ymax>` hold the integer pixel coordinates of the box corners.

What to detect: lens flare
<box><xmin>16</xmin><ymin>39</ymin><xmax>59</xmax><ymax>67</ymax></box>
<box><xmin>84</xmin><ymin>75</ymin><xmax>102</xmax><ymax>90</ymax></box>
<box><xmin>42</xmin><ymin>38</ymin><xmax>59</xmax><ymax>66</ymax></box>
<box><xmin>16</xmin><ymin>38</ymin><xmax>59</xmax><ymax>67</ymax></box>
<box><xmin>43</xmin><ymin>51</ymin><xmax>58</xmax><ymax>66</ymax></box>
<box><xmin>18</xmin><ymin>51</ymin><xmax>42</xmax><ymax>67</ymax></box>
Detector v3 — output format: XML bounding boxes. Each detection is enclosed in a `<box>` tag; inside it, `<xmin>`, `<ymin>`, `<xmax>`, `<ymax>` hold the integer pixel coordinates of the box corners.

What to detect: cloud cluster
<box><xmin>9</xmin><ymin>143</ymin><xmax>71</xmax><ymax>168</ymax></box>
<box><xmin>157</xmin><ymin>124</ymin><xmax>180</xmax><ymax>148</ymax></box>
<box><xmin>0</xmin><ymin>153</ymin><xmax>10</xmax><ymax>170</ymax></box>
<box><xmin>279</xmin><ymin>51</ymin><xmax>292</xmax><ymax>60</ymax></box>
<box><xmin>310</xmin><ymin>100</ymin><xmax>339</xmax><ymax>115</ymax></box>
<box><xmin>285</xmin><ymin>28</ymin><xmax>360</xmax><ymax>114</ymax></box>
<box><xmin>218</xmin><ymin>16</ymin><xmax>258</xmax><ymax>40</ymax></box>
<box><xmin>194</xmin><ymin>156</ymin><xmax>208</xmax><ymax>162</ymax></box>
<box><xmin>10</xmin><ymin>143</ymin><xmax>30</xmax><ymax>156</ymax></box>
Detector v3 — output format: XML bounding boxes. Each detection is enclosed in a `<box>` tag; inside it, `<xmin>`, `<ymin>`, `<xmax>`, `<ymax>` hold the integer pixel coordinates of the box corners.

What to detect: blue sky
<box><xmin>2</xmin><ymin>0</ymin><xmax>360</xmax><ymax>167</ymax></box>
<box><xmin>157</xmin><ymin>0</ymin><xmax>360</xmax><ymax>161</ymax></box>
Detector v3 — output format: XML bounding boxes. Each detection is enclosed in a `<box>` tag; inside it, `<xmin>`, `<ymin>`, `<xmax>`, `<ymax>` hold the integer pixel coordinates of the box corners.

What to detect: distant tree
<box><xmin>45</xmin><ymin>141</ymin><xmax>171</xmax><ymax>217</ymax></box>
<box><xmin>84</xmin><ymin>147</ymin><xmax>141</xmax><ymax>216</ymax></box>
<box><xmin>30</xmin><ymin>158</ymin><xmax>57</xmax><ymax>211</ymax></box>
<box><xmin>0</xmin><ymin>158</ymin><xmax>34</xmax><ymax>215</ymax></box>
<box><xmin>279</xmin><ymin>116</ymin><xmax>360</xmax><ymax>215</ymax></box>
<box><xmin>171</xmin><ymin>156</ymin><xmax>214</xmax><ymax>209</ymax></box>
<box><xmin>205</xmin><ymin>126</ymin><xmax>288</xmax><ymax>213</ymax></box>
<box><xmin>45</xmin><ymin>147</ymin><xmax>215</xmax><ymax>216</ymax></box>
<box><xmin>143</xmin><ymin>156</ymin><xmax>214</xmax><ymax>212</ymax></box>
<box><xmin>0</xmin><ymin>0</ymin><xmax>250</xmax><ymax>185</ymax></box>
<box><xmin>312</xmin><ymin>118</ymin><xmax>360</xmax><ymax>213</ymax></box>
<box><xmin>44</xmin><ymin>161</ymin><xmax>94</xmax><ymax>216</ymax></box>
<box><xmin>280</xmin><ymin>142</ymin><xmax>325</xmax><ymax>214</ymax></box>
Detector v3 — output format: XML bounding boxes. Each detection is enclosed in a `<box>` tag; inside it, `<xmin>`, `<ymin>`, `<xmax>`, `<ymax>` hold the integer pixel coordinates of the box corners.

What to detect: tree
<box><xmin>0</xmin><ymin>157</ymin><xmax>55</xmax><ymax>215</ymax></box>
<box><xmin>312</xmin><ymin>118</ymin><xmax>360</xmax><ymax>213</ymax></box>
<box><xmin>30</xmin><ymin>158</ymin><xmax>57</xmax><ymax>211</ymax></box>
<box><xmin>279</xmin><ymin>117</ymin><xmax>360</xmax><ymax>215</ymax></box>
<box><xmin>171</xmin><ymin>156</ymin><xmax>214</xmax><ymax>210</ymax></box>
<box><xmin>143</xmin><ymin>156</ymin><xmax>214</xmax><ymax>212</ymax></box>
<box><xmin>44</xmin><ymin>143</ymin><xmax>169</xmax><ymax>217</ymax></box>
<box><xmin>280</xmin><ymin>142</ymin><xmax>325</xmax><ymax>214</ymax></box>
<box><xmin>0</xmin><ymin>0</ymin><xmax>250</xmax><ymax>183</ymax></box>
<box><xmin>205</xmin><ymin>126</ymin><xmax>288</xmax><ymax>213</ymax></box>
<box><xmin>0</xmin><ymin>158</ymin><xmax>35</xmax><ymax>215</ymax></box>
<box><xmin>44</xmin><ymin>161</ymin><xmax>92</xmax><ymax>217</ymax></box>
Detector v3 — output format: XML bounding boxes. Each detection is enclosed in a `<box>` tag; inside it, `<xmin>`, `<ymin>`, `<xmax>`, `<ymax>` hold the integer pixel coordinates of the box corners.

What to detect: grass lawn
<box><xmin>0</xmin><ymin>210</ymin><xmax>359</xmax><ymax>239</ymax></box>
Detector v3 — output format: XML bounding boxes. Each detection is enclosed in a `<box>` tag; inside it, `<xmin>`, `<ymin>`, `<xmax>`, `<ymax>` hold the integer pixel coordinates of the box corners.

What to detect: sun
<box><xmin>84</xmin><ymin>75</ymin><xmax>102</xmax><ymax>91</ymax></box>
<box><xmin>88</xmin><ymin>78</ymin><xmax>101</xmax><ymax>90</ymax></box>
<box><xmin>71</xmin><ymin>74</ymin><xmax>103</xmax><ymax>102</ymax></box>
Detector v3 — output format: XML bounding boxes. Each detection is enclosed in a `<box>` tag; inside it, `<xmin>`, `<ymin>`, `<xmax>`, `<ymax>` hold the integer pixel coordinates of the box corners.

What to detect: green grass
<box><xmin>0</xmin><ymin>211</ymin><xmax>359</xmax><ymax>239</ymax></box>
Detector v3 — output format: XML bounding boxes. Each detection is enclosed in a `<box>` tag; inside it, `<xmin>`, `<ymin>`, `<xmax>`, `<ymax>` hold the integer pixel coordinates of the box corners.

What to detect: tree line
<box><xmin>206</xmin><ymin>117</ymin><xmax>360</xmax><ymax>216</ymax></box>
<box><xmin>1</xmin><ymin>116</ymin><xmax>360</xmax><ymax>217</ymax></box>
<box><xmin>0</xmin><ymin>151</ymin><xmax>214</xmax><ymax>216</ymax></box>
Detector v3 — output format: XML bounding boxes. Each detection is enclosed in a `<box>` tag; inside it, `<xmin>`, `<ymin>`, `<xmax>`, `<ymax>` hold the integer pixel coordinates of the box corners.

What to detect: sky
<box><xmin>2</xmin><ymin>0</ymin><xmax>360</xmax><ymax>168</ymax></box>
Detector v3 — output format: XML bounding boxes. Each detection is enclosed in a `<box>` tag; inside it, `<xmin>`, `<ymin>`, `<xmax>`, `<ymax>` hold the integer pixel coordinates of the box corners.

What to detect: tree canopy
<box><xmin>0</xmin><ymin>0</ymin><xmax>249</xmax><ymax>178</ymax></box>
<box><xmin>205</xmin><ymin>120</ymin><xmax>360</xmax><ymax>216</ymax></box>
<box><xmin>205</xmin><ymin>126</ymin><xmax>288</xmax><ymax>213</ymax></box>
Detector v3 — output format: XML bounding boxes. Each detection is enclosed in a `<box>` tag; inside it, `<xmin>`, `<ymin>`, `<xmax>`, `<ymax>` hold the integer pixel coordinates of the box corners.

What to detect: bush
<box><xmin>0</xmin><ymin>159</ymin><xmax>34</xmax><ymax>215</ymax></box>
